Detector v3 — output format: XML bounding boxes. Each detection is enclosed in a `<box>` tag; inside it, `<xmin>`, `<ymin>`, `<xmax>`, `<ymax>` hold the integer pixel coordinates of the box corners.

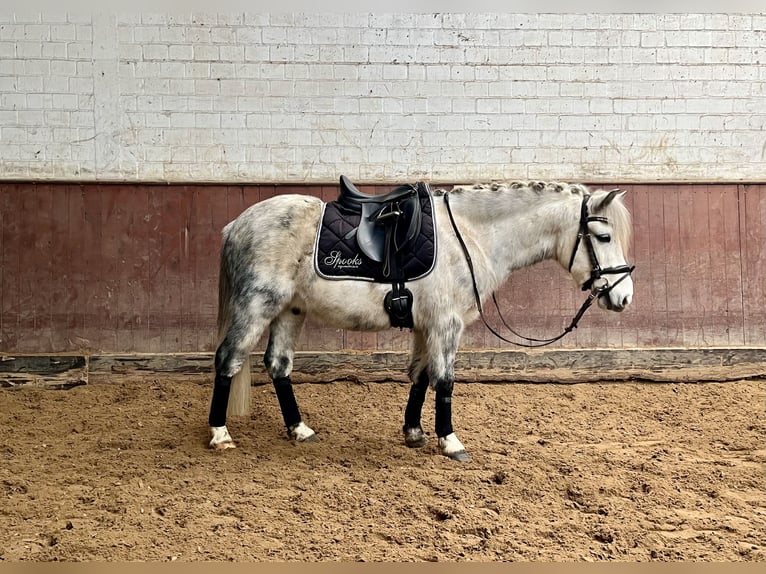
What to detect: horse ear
<box><xmin>594</xmin><ymin>188</ymin><xmax>626</xmax><ymax>212</ymax></box>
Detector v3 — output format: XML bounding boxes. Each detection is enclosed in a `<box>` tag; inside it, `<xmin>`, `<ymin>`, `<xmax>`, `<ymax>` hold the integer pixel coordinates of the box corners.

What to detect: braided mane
<box><xmin>433</xmin><ymin>180</ymin><xmax>631</xmax><ymax>251</ymax></box>
<box><xmin>433</xmin><ymin>180</ymin><xmax>591</xmax><ymax>197</ymax></box>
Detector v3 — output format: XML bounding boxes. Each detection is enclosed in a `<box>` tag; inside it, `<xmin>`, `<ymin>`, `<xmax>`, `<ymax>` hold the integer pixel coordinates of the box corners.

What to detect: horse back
<box><xmin>221</xmin><ymin>194</ymin><xmax>318</xmax><ymax>241</ymax></box>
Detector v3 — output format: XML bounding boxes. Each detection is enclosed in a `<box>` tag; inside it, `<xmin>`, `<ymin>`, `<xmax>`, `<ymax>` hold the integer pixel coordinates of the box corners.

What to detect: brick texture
<box><xmin>0</xmin><ymin>13</ymin><xmax>765</xmax><ymax>182</ymax></box>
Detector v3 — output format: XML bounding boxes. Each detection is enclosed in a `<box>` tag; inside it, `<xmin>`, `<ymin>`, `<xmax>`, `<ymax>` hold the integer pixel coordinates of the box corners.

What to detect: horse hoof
<box><xmin>289</xmin><ymin>422</ymin><xmax>318</xmax><ymax>443</ymax></box>
<box><xmin>209</xmin><ymin>425</ymin><xmax>235</xmax><ymax>450</ymax></box>
<box><xmin>404</xmin><ymin>427</ymin><xmax>428</xmax><ymax>448</ymax></box>
<box><xmin>299</xmin><ymin>433</ymin><xmax>319</xmax><ymax>443</ymax></box>
<box><xmin>406</xmin><ymin>435</ymin><xmax>428</xmax><ymax>448</ymax></box>
<box><xmin>438</xmin><ymin>433</ymin><xmax>470</xmax><ymax>462</ymax></box>
<box><xmin>445</xmin><ymin>450</ymin><xmax>471</xmax><ymax>462</ymax></box>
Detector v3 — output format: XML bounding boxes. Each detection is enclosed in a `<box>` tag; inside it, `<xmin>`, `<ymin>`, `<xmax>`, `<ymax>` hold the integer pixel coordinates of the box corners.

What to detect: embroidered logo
<box><xmin>323</xmin><ymin>250</ymin><xmax>363</xmax><ymax>270</ymax></box>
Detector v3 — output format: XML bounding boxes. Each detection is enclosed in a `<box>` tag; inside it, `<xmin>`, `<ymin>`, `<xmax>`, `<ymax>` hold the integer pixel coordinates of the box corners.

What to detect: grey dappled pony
<box><xmin>208</xmin><ymin>181</ymin><xmax>634</xmax><ymax>461</ymax></box>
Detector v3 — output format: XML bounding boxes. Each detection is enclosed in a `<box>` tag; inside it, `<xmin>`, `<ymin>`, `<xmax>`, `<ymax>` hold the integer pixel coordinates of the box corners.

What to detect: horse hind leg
<box><xmin>209</xmin><ymin>289</ymin><xmax>289</xmax><ymax>449</ymax></box>
<box><xmin>264</xmin><ymin>305</ymin><xmax>317</xmax><ymax>442</ymax></box>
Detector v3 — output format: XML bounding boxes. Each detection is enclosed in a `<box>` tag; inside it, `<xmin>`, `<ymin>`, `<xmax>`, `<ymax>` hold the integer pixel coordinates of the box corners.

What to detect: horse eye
<box><xmin>596</xmin><ymin>234</ymin><xmax>611</xmax><ymax>243</ymax></box>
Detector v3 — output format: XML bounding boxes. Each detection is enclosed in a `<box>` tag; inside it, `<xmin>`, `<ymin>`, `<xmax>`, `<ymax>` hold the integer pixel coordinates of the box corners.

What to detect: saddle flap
<box><xmin>357</xmin><ymin>203</ymin><xmax>386</xmax><ymax>263</ymax></box>
<box><xmin>393</xmin><ymin>194</ymin><xmax>422</xmax><ymax>252</ymax></box>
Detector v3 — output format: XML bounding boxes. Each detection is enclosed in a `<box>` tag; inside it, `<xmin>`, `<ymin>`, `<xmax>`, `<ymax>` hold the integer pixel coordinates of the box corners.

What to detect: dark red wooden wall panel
<box><xmin>0</xmin><ymin>182</ymin><xmax>763</xmax><ymax>354</ymax></box>
<box><xmin>741</xmin><ymin>185</ymin><xmax>766</xmax><ymax>346</ymax></box>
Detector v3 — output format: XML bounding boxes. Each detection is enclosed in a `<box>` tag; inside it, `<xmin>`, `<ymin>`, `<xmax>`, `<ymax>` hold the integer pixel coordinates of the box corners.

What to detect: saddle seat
<box><xmin>336</xmin><ymin>175</ymin><xmax>423</xmax><ymax>265</ymax></box>
<box><xmin>338</xmin><ymin>174</ymin><xmax>420</xmax><ymax>210</ymax></box>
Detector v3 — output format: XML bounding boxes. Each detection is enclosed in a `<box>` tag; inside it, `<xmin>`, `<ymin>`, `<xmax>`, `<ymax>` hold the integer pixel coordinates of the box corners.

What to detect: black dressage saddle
<box><xmin>337</xmin><ymin>175</ymin><xmax>423</xmax><ymax>269</ymax></box>
<box><xmin>314</xmin><ymin>176</ymin><xmax>437</xmax><ymax>329</ymax></box>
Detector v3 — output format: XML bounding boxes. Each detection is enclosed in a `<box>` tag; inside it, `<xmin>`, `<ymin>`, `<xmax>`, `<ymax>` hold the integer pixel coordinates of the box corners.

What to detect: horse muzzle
<box><xmin>599</xmin><ymin>290</ymin><xmax>632</xmax><ymax>312</ymax></box>
<box><xmin>593</xmin><ymin>270</ymin><xmax>634</xmax><ymax>312</ymax></box>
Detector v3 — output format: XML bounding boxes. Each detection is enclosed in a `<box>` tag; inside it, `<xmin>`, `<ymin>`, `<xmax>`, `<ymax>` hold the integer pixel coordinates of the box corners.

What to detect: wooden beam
<box><xmin>87</xmin><ymin>348</ymin><xmax>766</xmax><ymax>384</ymax></box>
<box><xmin>3</xmin><ymin>348</ymin><xmax>763</xmax><ymax>389</ymax></box>
<box><xmin>0</xmin><ymin>355</ymin><xmax>87</xmax><ymax>389</ymax></box>
<box><xmin>88</xmin><ymin>353</ymin><xmax>212</xmax><ymax>375</ymax></box>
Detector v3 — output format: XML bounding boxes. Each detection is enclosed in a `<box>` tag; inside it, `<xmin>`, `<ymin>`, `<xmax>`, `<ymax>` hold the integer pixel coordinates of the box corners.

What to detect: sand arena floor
<box><xmin>1</xmin><ymin>377</ymin><xmax>764</xmax><ymax>561</ymax></box>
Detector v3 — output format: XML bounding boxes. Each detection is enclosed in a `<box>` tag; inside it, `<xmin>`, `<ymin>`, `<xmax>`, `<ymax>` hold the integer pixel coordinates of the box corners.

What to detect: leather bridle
<box><xmin>568</xmin><ymin>194</ymin><xmax>635</xmax><ymax>294</ymax></box>
<box><xmin>444</xmin><ymin>191</ymin><xmax>635</xmax><ymax>348</ymax></box>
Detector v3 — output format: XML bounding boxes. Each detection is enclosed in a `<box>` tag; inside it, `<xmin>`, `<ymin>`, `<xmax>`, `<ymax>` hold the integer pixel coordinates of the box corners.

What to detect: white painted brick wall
<box><xmin>0</xmin><ymin>13</ymin><xmax>765</xmax><ymax>182</ymax></box>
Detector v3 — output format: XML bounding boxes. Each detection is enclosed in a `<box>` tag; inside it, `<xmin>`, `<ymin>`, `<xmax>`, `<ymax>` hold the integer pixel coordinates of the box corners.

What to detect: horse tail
<box><xmin>227</xmin><ymin>356</ymin><xmax>251</xmax><ymax>418</ymax></box>
<box><xmin>216</xmin><ymin>245</ymin><xmax>252</xmax><ymax>418</ymax></box>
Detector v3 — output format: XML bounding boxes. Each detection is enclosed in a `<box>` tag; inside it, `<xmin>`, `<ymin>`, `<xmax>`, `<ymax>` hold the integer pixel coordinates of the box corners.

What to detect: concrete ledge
<box><xmin>2</xmin><ymin>348</ymin><xmax>764</xmax><ymax>389</ymax></box>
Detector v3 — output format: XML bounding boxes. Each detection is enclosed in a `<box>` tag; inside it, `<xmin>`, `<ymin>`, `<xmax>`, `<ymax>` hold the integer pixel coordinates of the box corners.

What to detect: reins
<box><xmin>443</xmin><ymin>191</ymin><xmax>634</xmax><ymax>348</ymax></box>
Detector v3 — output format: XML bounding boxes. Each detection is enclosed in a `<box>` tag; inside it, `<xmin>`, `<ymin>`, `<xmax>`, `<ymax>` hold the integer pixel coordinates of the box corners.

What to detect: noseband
<box><xmin>444</xmin><ymin>191</ymin><xmax>635</xmax><ymax>348</ymax></box>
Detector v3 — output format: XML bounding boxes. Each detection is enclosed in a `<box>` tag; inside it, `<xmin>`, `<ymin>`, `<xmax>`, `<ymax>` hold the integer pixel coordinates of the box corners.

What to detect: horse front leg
<box><xmin>265</xmin><ymin>306</ymin><xmax>317</xmax><ymax>443</ymax></box>
<box><xmin>403</xmin><ymin>329</ymin><xmax>429</xmax><ymax>448</ymax></box>
<box><xmin>428</xmin><ymin>315</ymin><xmax>471</xmax><ymax>462</ymax></box>
<box><xmin>434</xmin><ymin>376</ymin><xmax>470</xmax><ymax>462</ymax></box>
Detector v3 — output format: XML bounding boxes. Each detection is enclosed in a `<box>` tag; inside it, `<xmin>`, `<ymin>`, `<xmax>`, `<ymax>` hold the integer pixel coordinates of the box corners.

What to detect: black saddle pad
<box><xmin>314</xmin><ymin>184</ymin><xmax>437</xmax><ymax>282</ymax></box>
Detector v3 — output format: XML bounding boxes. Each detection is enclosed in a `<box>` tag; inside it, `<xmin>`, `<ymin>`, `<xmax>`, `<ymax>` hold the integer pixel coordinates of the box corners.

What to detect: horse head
<box><xmin>561</xmin><ymin>188</ymin><xmax>635</xmax><ymax>313</ymax></box>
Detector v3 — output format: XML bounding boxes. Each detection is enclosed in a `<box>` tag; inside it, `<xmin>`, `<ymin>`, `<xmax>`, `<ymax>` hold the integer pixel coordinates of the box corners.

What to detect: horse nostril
<box><xmin>622</xmin><ymin>295</ymin><xmax>632</xmax><ymax>308</ymax></box>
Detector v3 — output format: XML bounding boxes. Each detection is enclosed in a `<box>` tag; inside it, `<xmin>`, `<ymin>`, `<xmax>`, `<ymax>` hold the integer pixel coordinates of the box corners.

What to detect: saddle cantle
<box><xmin>314</xmin><ymin>176</ymin><xmax>438</xmax><ymax>328</ymax></box>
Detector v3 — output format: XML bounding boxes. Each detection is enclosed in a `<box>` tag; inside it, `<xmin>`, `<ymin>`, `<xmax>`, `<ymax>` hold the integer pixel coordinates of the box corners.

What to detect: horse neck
<box><xmin>446</xmin><ymin>187</ymin><xmax>578</xmax><ymax>287</ymax></box>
